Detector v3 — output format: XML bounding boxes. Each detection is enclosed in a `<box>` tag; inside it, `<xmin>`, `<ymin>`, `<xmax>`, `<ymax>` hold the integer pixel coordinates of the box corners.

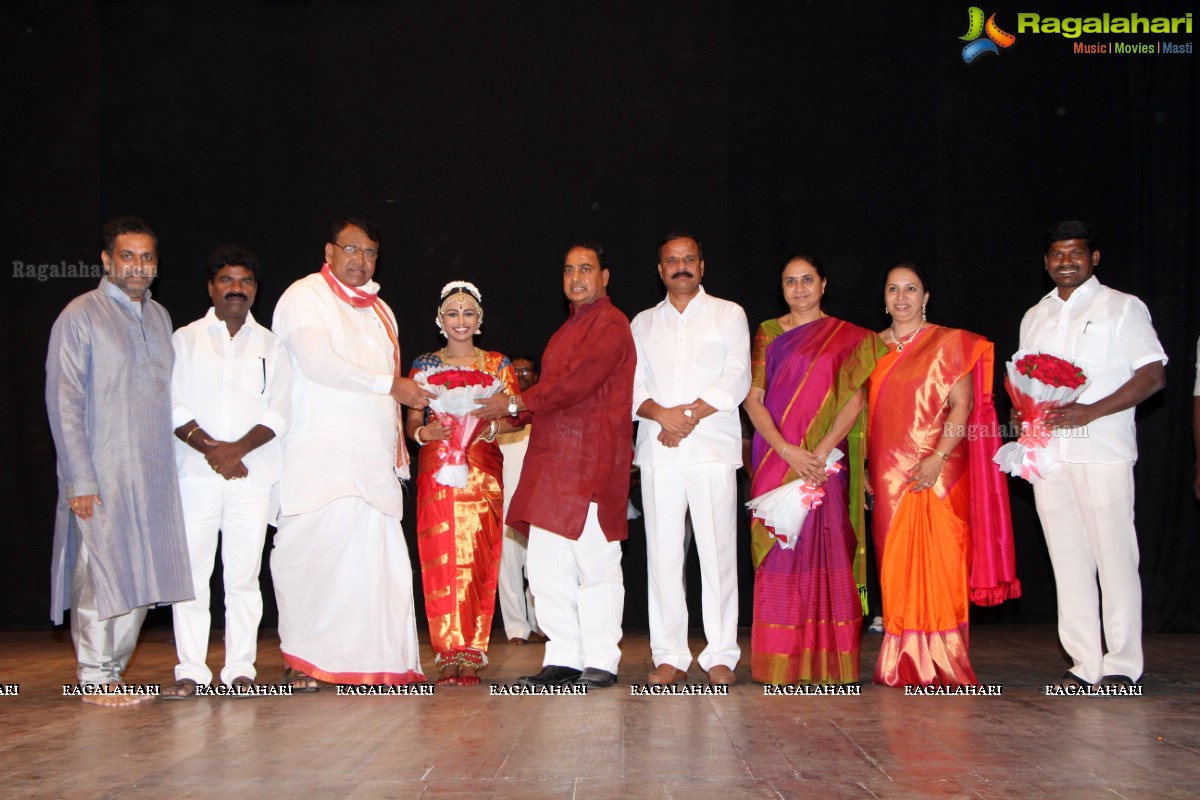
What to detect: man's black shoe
<box><xmin>1098</xmin><ymin>674</ymin><xmax>1137</xmax><ymax>687</ymax></box>
<box><xmin>575</xmin><ymin>668</ymin><xmax>617</xmax><ymax>688</ymax></box>
<box><xmin>516</xmin><ymin>666</ymin><xmax>582</xmax><ymax>687</ymax></box>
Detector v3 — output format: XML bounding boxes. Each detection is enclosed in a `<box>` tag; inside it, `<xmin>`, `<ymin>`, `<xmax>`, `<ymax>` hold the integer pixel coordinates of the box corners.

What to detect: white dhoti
<box><xmin>641</xmin><ymin>463</ymin><xmax>741</xmax><ymax>673</ymax></box>
<box><xmin>272</xmin><ymin>497</ymin><xmax>424</xmax><ymax>684</ymax></box>
<box><xmin>527</xmin><ymin>502</ymin><xmax>624</xmax><ymax>674</ymax></box>
<box><xmin>1033</xmin><ymin>461</ymin><xmax>1142</xmax><ymax>683</ymax></box>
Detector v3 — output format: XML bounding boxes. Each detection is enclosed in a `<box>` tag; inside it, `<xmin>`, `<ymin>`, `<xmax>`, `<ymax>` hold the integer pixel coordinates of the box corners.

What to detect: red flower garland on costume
<box><xmin>993</xmin><ymin>352</ymin><xmax>1089</xmax><ymax>483</ymax></box>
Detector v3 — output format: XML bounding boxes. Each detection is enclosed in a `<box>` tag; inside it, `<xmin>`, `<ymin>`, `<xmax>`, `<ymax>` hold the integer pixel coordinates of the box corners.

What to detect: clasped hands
<box><xmin>780</xmin><ymin>444</ymin><xmax>828</xmax><ymax>486</ymax></box>
<box><xmin>201</xmin><ymin>437</ymin><xmax>249</xmax><ymax>480</ymax></box>
<box><xmin>656</xmin><ymin>403</ymin><xmax>699</xmax><ymax>448</ymax></box>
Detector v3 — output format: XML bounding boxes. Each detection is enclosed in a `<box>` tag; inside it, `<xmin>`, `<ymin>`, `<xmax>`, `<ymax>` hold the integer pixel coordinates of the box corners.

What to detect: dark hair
<box><xmin>658</xmin><ymin>231</ymin><xmax>703</xmax><ymax>262</ymax></box>
<box><xmin>330</xmin><ymin>217</ymin><xmax>381</xmax><ymax>246</ymax></box>
<box><xmin>509</xmin><ymin>353</ymin><xmax>539</xmax><ymax>372</ymax></box>
<box><xmin>884</xmin><ymin>259</ymin><xmax>932</xmax><ymax>294</ymax></box>
<box><xmin>207</xmin><ymin>244</ymin><xmax>260</xmax><ymax>283</ymax></box>
<box><xmin>565</xmin><ymin>240</ymin><xmax>608</xmax><ymax>270</ymax></box>
<box><xmin>102</xmin><ymin>216</ymin><xmax>157</xmax><ymax>255</ymax></box>
<box><xmin>1044</xmin><ymin>220</ymin><xmax>1097</xmax><ymax>253</ymax></box>
<box><xmin>781</xmin><ymin>252</ymin><xmax>825</xmax><ymax>279</ymax></box>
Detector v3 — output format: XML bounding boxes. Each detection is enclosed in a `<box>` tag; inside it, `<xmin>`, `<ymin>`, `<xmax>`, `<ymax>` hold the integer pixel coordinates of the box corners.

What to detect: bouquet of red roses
<box><xmin>993</xmin><ymin>352</ymin><xmax>1088</xmax><ymax>483</ymax></box>
<box><xmin>413</xmin><ymin>365</ymin><xmax>504</xmax><ymax>487</ymax></box>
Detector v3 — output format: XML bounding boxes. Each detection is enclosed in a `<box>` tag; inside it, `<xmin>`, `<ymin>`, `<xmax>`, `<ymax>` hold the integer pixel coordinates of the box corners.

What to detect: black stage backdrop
<box><xmin>1</xmin><ymin>1</ymin><xmax>1196</xmax><ymax>632</ymax></box>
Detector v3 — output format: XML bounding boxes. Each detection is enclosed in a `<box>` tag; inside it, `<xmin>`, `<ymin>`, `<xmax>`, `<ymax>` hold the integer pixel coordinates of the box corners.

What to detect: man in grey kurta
<box><xmin>46</xmin><ymin>216</ymin><xmax>192</xmax><ymax>702</ymax></box>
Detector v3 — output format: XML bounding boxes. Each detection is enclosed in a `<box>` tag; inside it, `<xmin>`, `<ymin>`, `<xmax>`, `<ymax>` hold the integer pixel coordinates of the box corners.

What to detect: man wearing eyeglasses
<box><xmin>46</xmin><ymin>216</ymin><xmax>192</xmax><ymax>705</ymax></box>
<box><xmin>631</xmin><ymin>231</ymin><xmax>750</xmax><ymax>686</ymax></box>
<box><xmin>271</xmin><ymin>218</ymin><xmax>434</xmax><ymax>688</ymax></box>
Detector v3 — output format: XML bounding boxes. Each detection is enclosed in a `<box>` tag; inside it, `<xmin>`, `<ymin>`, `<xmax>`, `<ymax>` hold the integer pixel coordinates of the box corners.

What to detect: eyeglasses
<box><xmin>513</xmin><ymin>368</ymin><xmax>535</xmax><ymax>375</ymax></box>
<box><xmin>331</xmin><ymin>243</ymin><xmax>379</xmax><ymax>260</ymax></box>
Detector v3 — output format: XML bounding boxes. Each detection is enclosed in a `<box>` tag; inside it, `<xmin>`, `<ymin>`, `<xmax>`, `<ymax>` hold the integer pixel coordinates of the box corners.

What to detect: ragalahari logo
<box><xmin>960</xmin><ymin>7</ymin><xmax>1017</xmax><ymax>62</ymax></box>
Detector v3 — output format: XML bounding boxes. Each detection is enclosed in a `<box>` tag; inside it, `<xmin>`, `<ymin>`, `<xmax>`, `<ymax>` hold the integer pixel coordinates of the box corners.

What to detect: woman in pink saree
<box><xmin>745</xmin><ymin>255</ymin><xmax>887</xmax><ymax>684</ymax></box>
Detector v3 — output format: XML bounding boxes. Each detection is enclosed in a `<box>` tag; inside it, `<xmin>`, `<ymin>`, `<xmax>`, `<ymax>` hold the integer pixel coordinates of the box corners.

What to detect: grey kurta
<box><xmin>46</xmin><ymin>278</ymin><xmax>192</xmax><ymax>624</ymax></box>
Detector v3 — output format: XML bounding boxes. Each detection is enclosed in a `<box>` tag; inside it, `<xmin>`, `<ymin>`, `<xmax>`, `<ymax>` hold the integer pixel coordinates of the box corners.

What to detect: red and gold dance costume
<box><xmin>867</xmin><ymin>326</ymin><xmax>1019</xmax><ymax>687</ymax></box>
<box><xmin>410</xmin><ymin>350</ymin><xmax>519</xmax><ymax>672</ymax></box>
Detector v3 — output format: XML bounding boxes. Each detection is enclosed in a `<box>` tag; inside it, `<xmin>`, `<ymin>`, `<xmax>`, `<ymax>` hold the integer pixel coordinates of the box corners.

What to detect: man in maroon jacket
<box><xmin>476</xmin><ymin>241</ymin><xmax>635</xmax><ymax>688</ymax></box>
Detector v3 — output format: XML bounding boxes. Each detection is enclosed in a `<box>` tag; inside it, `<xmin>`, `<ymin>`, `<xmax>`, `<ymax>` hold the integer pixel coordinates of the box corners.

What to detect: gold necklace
<box><xmin>439</xmin><ymin>346</ymin><xmax>485</xmax><ymax>371</ymax></box>
<box><xmin>890</xmin><ymin>321</ymin><xmax>923</xmax><ymax>353</ymax></box>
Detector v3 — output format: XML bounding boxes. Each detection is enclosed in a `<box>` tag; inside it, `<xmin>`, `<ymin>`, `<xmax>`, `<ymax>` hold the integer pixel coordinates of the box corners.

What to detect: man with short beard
<box><xmin>46</xmin><ymin>216</ymin><xmax>192</xmax><ymax>706</ymax></box>
<box><xmin>162</xmin><ymin>245</ymin><xmax>291</xmax><ymax>699</ymax></box>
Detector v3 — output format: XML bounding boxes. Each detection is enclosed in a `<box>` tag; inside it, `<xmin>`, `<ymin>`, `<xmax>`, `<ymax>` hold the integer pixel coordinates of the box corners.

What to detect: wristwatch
<box><xmin>507</xmin><ymin>394</ymin><xmax>519</xmax><ymax>416</ymax></box>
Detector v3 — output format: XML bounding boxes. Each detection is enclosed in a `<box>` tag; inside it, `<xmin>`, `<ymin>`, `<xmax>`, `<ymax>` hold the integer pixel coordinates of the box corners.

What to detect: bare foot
<box><xmin>458</xmin><ymin>665</ymin><xmax>481</xmax><ymax>686</ymax></box>
<box><xmin>81</xmin><ymin>683</ymin><xmax>155</xmax><ymax>707</ymax></box>
<box><xmin>436</xmin><ymin>664</ymin><xmax>460</xmax><ymax>686</ymax></box>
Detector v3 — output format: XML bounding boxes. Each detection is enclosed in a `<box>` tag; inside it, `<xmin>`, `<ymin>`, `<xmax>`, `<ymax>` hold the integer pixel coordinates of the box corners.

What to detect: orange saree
<box><xmin>867</xmin><ymin>325</ymin><xmax>1015</xmax><ymax>687</ymax></box>
<box><xmin>410</xmin><ymin>350</ymin><xmax>518</xmax><ymax>670</ymax></box>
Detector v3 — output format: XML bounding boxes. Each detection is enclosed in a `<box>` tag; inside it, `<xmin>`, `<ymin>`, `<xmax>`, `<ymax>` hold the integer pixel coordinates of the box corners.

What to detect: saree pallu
<box><xmin>749</xmin><ymin>317</ymin><xmax>885</xmax><ymax>685</ymax></box>
<box><xmin>867</xmin><ymin>326</ymin><xmax>1017</xmax><ymax>688</ymax></box>
<box><xmin>411</xmin><ymin>350</ymin><xmax>517</xmax><ymax>667</ymax></box>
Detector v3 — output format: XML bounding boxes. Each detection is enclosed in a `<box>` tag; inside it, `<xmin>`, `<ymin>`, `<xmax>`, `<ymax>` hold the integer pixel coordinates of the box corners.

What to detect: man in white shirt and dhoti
<box><xmin>163</xmin><ymin>245</ymin><xmax>291</xmax><ymax>698</ymax></box>
<box><xmin>271</xmin><ymin>217</ymin><xmax>433</xmax><ymax>687</ymax></box>
<box><xmin>631</xmin><ymin>232</ymin><xmax>751</xmax><ymax>686</ymax></box>
<box><xmin>46</xmin><ymin>216</ymin><xmax>193</xmax><ymax>706</ymax></box>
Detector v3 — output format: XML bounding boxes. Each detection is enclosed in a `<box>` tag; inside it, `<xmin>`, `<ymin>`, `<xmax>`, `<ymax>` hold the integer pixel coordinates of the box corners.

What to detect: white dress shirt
<box><xmin>1019</xmin><ymin>276</ymin><xmax>1167</xmax><ymax>463</ymax></box>
<box><xmin>272</xmin><ymin>272</ymin><xmax>404</xmax><ymax>518</ymax></box>
<box><xmin>631</xmin><ymin>286</ymin><xmax>751</xmax><ymax>466</ymax></box>
<box><xmin>172</xmin><ymin>308</ymin><xmax>291</xmax><ymax>487</ymax></box>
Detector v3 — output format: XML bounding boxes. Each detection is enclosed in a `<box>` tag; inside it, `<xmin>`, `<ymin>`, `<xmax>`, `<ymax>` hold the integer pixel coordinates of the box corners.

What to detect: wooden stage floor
<box><xmin>1</xmin><ymin>624</ymin><xmax>1197</xmax><ymax>799</ymax></box>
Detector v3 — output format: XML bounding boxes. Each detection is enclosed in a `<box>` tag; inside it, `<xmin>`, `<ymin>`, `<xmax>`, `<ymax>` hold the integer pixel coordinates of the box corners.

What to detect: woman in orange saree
<box><xmin>745</xmin><ymin>255</ymin><xmax>887</xmax><ymax>685</ymax></box>
<box><xmin>867</xmin><ymin>261</ymin><xmax>1019</xmax><ymax>687</ymax></box>
<box><xmin>405</xmin><ymin>281</ymin><xmax>519</xmax><ymax>686</ymax></box>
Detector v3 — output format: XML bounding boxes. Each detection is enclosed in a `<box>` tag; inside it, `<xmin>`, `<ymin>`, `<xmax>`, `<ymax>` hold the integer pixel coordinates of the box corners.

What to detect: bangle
<box><xmin>780</xmin><ymin>445</ymin><xmax>791</xmax><ymax>458</ymax></box>
<box><xmin>478</xmin><ymin>419</ymin><xmax>499</xmax><ymax>443</ymax></box>
<box><xmin>185</xmin><ymin>427</ymin><xmax>201</xmax><ymax>446</ymax></box>
<box><xmin>414</xmin><ymin>426</ymin><xmax>427</xmax><ymax>446</ymax></box>
<box><xmin>934</xmin><ymin>449</ymin><xmax>951</xmax><ymax>461</ymax></box>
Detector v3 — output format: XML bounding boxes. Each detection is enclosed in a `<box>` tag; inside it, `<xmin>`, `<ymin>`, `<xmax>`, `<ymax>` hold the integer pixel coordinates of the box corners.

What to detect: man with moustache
<box><xmin>496</xmin><ymin>353</ymin><xmax>543</xmax><ymax>644</ymax></box>
<box><xmin>631</xmin><ymin>232</ymin><xmax>750</xmax><ymax>686</ymax></box>
<box><xmin>271</xmin><ymin>218</ymin><xmax>433</xmax><ymax>687</ymax></box>
<box><xmin>46</xmin><ymin>216</ymin><xmax>192</xmax><ymax>706</ymax></box>
<box><xmin>161</xmin><ymin>245</ymin><xmax>291</xmax><ymax>699</ymax></box>
<box><xmin>475</xmin><ymin>242</ymin><xmax>636</xmax><ymax>688</ymax></box>
<box><xmin>1019</xmin><ymin>221</ymin><xmax>1166</xmax><ymax>689</ymax></box>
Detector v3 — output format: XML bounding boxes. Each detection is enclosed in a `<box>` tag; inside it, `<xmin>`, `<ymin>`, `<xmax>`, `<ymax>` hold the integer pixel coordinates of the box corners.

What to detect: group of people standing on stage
<box><xmin>45</xmin><ymin>216</ymin><xmax>1168</xmax><ymax>705</ymax></box>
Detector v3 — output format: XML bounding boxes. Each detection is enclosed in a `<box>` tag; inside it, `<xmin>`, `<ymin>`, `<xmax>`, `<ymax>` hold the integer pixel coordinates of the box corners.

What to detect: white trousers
<box><xmin>171</xmin><ymin>477</ymin><xmax>271</xmax><ymax>686</ymax></box>
<box><xmin>70</xmin><ymin>538</ymin><xmax>147</xmax><ymax>685</ymax></box>
<box><xmin>1033</xmin><ymin>461</ymin><xmax>1142</xmax><ymax>683</ymax></box>
<box><xmin>641</xmin><ymin>463</ymin><xmax>741</xmax><ymax>672</ymax></box>
<box><xmin>498</xmin><ymin>528</ymin><xmax>540</xmax><ymax>639</ymax></box>
<box><xmin>498</xmin><ymin>436</ymin><xmax>539</xmax><ymax>639</ymax></box>
<box><xmin>527</xmin><ymin>503</ymin><xmax>624</xmax><ymax>673</ymax></box>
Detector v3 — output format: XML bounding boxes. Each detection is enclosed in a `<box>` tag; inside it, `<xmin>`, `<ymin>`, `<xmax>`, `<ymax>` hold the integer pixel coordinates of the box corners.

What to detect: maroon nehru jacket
<box><xmin>505</xmin><ymin>295</ymin><xmax>635</xmax><ymax>542</ymax></box>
